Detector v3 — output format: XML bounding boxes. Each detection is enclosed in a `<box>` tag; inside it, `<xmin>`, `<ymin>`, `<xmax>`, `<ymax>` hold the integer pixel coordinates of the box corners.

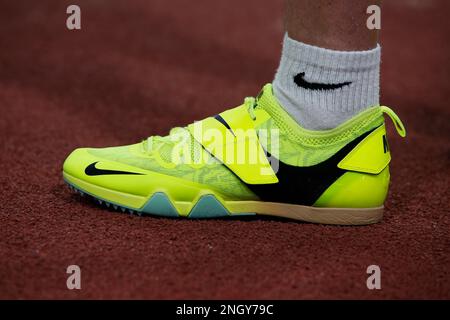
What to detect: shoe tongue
<box><xmin>254</xmin><ymin>83</ymin><xmax>283</xmax><ymax>115</ymax></box>
<box><xmin>253</xmin><ymin>83</ymin><xmax>314</xmax><ymax>136</ymax></box>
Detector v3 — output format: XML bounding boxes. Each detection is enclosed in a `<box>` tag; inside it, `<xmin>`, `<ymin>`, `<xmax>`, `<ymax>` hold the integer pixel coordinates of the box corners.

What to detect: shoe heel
<box><xmin>314</xmin><ymin>166</ymin><xmax>390</xmax><ymax>209</ymax></box>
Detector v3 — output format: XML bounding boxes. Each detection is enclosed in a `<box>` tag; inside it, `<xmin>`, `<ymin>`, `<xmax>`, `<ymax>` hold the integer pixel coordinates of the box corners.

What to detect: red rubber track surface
<box><xmin>0</xmin><ymin>0</ymin><xmax>449</xmax><ymax>299</ymax></box>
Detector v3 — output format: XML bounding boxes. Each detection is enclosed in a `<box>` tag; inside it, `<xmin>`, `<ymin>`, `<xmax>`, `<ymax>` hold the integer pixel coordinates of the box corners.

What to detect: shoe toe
<box><xmin>63</xmin><ymin>148</ymin><xmax>92</xmax><ymax>178</ymax></box>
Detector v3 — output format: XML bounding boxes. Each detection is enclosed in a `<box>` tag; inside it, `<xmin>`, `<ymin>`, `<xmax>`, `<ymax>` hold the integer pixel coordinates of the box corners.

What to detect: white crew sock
<box><xmin>273</xmin><ymin>33</ymin><xmax>381</xmax><ymax>130</ymax></box>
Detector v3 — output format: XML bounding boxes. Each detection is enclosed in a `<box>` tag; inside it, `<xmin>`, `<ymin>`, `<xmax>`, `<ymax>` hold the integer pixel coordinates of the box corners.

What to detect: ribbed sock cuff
<box><xmin>282</xmin><ymin>33</ymin><xmax>381</xmax><ymax>70</ymax></box>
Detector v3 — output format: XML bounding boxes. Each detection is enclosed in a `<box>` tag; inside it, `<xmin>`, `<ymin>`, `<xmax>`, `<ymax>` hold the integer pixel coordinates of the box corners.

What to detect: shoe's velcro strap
<box><xmin>188</xmin><ymin>104</ymin><xmax>278</xmax><ymax>184</ymax></box>
<box><xmin>338</xmin><ymin>124</ymin><xmax>391</xmax><ymax>174</ymax></box>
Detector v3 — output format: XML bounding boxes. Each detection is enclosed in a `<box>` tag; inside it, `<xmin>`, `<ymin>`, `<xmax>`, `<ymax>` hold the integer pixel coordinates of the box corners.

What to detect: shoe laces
<box><xmin>144</xmin><ymin>96</ymin><xmax>258</xmax><ymax>154</ymax></box>
<box><xmin>144</xmin><ymin>127</ymin><xmax>184</xmax><ymax>154</ymax></box>
<box><xmin>245</xmin><ymin>96</ymin><xmax>257</xmax><ymax>120</ymax></box>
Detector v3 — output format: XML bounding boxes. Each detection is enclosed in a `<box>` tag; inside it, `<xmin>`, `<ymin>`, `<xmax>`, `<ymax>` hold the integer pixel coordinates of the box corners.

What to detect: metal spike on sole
<box><xmin>98</xmin><ymin>199</ymin><xmax>103</xmax><ymax>205</ymax></box>
<box><xmin>128</xmin><ymin>209</ymin><xmax>134</xmax><ymax>214</ymax></box>
<box><xmin>113</xmin><ymin>205</ymin><xmax>118</xmax><ymax>210</ymax></box>
<box><xmin>105</xmin><ymin>202</ymin><xmax>110</xmax><ymax>208</ymax></box>
<box><xmin>120</xmin><ymin>207</ymin><xmax>126</xmax><ymax>213</ymax></box>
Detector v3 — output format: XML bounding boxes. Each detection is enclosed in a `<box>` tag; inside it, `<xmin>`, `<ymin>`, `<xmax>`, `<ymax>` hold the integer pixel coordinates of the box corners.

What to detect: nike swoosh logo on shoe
<box><xmin>84</xmin><ymin>162</ymin><xmax>144</xmax><ymax>176</ymax></box>
<box><xmin>294</xmin><ymin>72</ymin><xmax>352</xmax><ymax>90</ymax></box>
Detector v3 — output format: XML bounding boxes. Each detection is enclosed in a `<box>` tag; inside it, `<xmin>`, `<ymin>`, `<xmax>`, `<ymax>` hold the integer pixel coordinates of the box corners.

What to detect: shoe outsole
<box><xmin>64</xmin><ymin>178</ymin><xmax>383</xmax><ymax>225</ymax></box>
<box><xmin>65</xmin><ymin>180</ymin><xmax>254</xmax><ymax>218</ymax></box>
<box><xmin>66</xmin><ymin>182</ymin><xmax>137</xmax><ymax>215</ymax></box>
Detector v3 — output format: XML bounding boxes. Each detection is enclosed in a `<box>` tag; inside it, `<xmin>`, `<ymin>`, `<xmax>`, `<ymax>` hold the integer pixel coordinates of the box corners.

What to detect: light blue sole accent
<box><xmin>188</xmin><ymin>195</ymin><xmax>230</xmax><ymax>218</ymax></box>
<box><xmin>65</xmin><ymin>179</ymin><xmax>255</xmax><ymax>219</ymax></box>
<box><xmin>141</xmin><ymin>192</ymin><xmax>179</xmax><ymax>217</ymax></box>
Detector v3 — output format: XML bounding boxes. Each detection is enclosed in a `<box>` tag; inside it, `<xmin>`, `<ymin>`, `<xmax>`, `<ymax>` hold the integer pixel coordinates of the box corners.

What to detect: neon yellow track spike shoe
<box><xmin>63</xmin><ymin>84</ymin><xmax>406</xmax><ymax>225</ymax></box>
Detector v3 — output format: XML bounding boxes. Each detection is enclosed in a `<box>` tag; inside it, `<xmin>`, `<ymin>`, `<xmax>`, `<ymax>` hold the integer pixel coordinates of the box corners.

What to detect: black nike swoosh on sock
<box><xmin>85</xmin><ymin>162</ymin><xmax>144</xmax><ymax>176</ymax></box>
<box><xmin>294</xmin><ymin>72</ymin><xmax>352</xmax><ymax>90</ymax></box>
